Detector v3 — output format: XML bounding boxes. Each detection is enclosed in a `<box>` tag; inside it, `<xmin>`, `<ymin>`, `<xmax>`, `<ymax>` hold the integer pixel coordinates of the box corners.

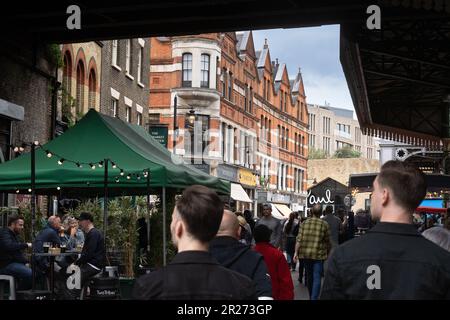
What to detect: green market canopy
<box><xmin>0</xmin><ymin>109</ymin><xmax>230</xmax><ymax>196</ymax></box>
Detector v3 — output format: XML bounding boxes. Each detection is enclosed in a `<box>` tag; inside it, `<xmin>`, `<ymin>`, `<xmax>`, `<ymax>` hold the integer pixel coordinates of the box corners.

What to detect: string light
<box><xmin>115</xmin><ymin>177</ymin><xmax>120</xmax><ymax>183</ymax></box>
<box><xmin>16</xmin><ymin>190</ymin><xmax>19</xmax><ymax>194</ymax></box>
<box><xmin>127</xmin><ymin>174</ymin><xmax>131</xmax><ymax>180</ymax></box>
<box><xmin>45</xmin><ymin>150</ymin><xmax>53</xmax><ymax>158</ymax></box>
<box><xmin>98</xmin><ymin>161</ymin><xmax>103</xmax><ymax>168</ymax></box>
<box><xmin>76</xmin><ymin>162</ymin><xmax>82</xmax><ymax>168</ymax></box>
<box><xmin>28</xmin><ymin>188</ymin><xmax>32</xmax><ymax>192</ymax></box>
<box><xmin>57</xmin><ymin>187</ymin><xmax>61</xmax><ymax>191</ymax></box>
<box><xmin>57</xmin><ymin>158</ymin><xmax>65</xmax><ymax>165</ymax></box>
<box><xmin>89</xmin><ymin>163</ymin><xmax>96</xmax><ymax>170</ymax></box>
<box><xmin>111</xmin><ymin>162</ymin><xmax>117</xmax><ymax>169</ymax></box>
<box><xmin>120</xmin><ymin>169</ymin><xmax>124</xmax><ymax>176</ymax></box>
<box><xmin>33</xmin><ymin>141</ymin><xmax>40</xmax><ymax>146</ymax></box>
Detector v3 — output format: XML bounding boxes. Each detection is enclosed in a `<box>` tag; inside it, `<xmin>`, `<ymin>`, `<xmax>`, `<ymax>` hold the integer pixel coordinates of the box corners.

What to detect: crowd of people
<box><xmin>1</xmin><ymin>160</ymin><xmax>449</xmax><ymax>300</ymax></box>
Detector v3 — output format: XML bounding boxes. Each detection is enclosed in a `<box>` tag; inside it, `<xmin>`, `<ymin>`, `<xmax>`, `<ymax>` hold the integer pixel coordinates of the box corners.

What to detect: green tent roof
<box><xmin>0</xmin><ymin>109</ymin><xmax>230</xmax><ymax>196</ymax></box>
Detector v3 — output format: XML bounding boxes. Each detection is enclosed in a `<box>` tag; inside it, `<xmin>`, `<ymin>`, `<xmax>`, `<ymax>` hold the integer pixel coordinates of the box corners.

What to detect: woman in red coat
<box><xmin>253</xmin><ymin>224</ymin><xmax>294</xmax><ymax>300</ymax></box>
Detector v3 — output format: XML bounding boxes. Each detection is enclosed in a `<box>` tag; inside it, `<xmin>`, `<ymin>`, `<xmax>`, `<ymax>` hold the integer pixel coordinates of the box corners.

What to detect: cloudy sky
<box><xmin>252</xmin><ymin>25</ymin><xmax>354</xmax><ymax>111</ymax></box>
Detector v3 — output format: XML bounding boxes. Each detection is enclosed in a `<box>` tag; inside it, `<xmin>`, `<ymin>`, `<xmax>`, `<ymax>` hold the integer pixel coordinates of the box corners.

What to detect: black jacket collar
<box><xmin>170</xmin><ymin>250</ymin><xmax>219</xmax><ymax>265</ymax></box>
<box><xmin>369</xmin><ymin>222</ymin><xmax>421</xmax><ymax>236</ymax></box>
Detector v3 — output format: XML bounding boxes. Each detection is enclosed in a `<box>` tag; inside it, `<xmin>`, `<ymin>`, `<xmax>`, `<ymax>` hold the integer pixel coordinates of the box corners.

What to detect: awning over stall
<box><xmin>231</xmin><ymin>183</ymin><xmax>252</xmax><ymax>203</ymax></box>
<box><xmin>274</xmin><ymin>204</ymin><xmax>292</xmax><ymax>217</ymax></box>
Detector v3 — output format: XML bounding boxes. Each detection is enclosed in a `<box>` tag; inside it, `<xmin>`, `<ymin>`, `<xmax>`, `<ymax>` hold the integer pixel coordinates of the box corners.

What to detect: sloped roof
<box><xmin>0</xmin><ymin>109</ymin><xmax>230</xmax><ymax>196</ymax></box>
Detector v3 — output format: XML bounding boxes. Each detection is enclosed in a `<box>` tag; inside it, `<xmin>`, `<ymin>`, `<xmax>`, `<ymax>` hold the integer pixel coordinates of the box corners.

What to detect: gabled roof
<box><xmin>291</xmin><ymin>68</ymin><xmax>305</xmax><ymax>96</ymax></box>
<box><xmin>236</xmin><ymin>31</ymin><xmax>256</xmax><ymax>60</ymax></box>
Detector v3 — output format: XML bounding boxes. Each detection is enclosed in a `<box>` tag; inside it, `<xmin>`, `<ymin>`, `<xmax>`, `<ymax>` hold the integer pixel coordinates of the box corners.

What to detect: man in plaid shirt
<box><xmin>294</xmin><ymin>204</ymin><xmax>331</xmax><ymax>300</ymax></box>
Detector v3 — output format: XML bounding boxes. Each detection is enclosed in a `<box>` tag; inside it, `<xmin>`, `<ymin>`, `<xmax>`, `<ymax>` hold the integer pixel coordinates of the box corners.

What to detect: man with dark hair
<box><xmin>294</xmin><ymin>204</ymin><xmax>331</xmax><ymax>300</ymax></box>
<box><xmin>133</xmin><ymin>185</ymin><xmax>256</xmax><ymax>300</ymax></box>
<box><xmin>254</xmin><ymin>225</ymin><xmax>294</xmax><ymax>300</ymax></box>
<box><xmin>321</xmin><ymin>160</ymin><xmax>450</xmax><ymax>299</ymax></box>
<box><xmin>322</xmin><ymin>205</ymin><xmax>341</xmax><ymax>249</ymax></box>
<box><xmin>255</xmin><ymin>204</ymin><xmax>282</xmax><ymax>249</ymax></box>
<box><xmin>209</xmin><ymin>210</ymin><xmax>272</xmax><ymax>299</ymax></box>
<box><xmin>0</xmin><ymin>214</ymin><xmax>32</xmax><ymax>289</ymax></box>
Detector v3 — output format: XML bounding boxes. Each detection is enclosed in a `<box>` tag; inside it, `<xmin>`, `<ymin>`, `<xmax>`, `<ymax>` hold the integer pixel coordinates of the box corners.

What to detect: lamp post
<box><xmin>173</xmin><ymin>95</ymin><xmax>177</xmax><ymax>154</ymax></box>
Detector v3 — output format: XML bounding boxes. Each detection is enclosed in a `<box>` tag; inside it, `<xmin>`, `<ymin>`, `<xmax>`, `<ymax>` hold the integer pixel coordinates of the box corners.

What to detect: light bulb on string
<box><xmin>45</xmin><ymin>150</ymin><xmax>53</xmax><ymax>158</ymax></box>
<box><xmin>76</xmin><ymin>162</ymin><xmax>82</xmax><ymax>168</ymax></box>
<box><xmin>98</xmin><ymin>161</ymin><xmax>103</xmax><ymax>168</ymax></box>
<box><xmin>127</xmin><ymin>174</ymin><xmax>131</xmax><ymax>180</ymax></box>
<box><xmin>57</xmin><ymin>158</ymin><xmax>65</xmax><ymax>165</ymax></box>
<box><xmin>28</xmin><ymin>188</ymin><xmax>32</xmax><ymax>192</ymax></box>
<box><xmin>111</xmin><ymin>162</ymin><xmax>117</xmax><ymax>169</ymax></box>
<box><xmin>137</xmin><ymin>175</ymin><xmax>141</xmax><ymax>180</ymax></box>
<box><xmin>115</xmin><ymin>177</ymin><xmax>120</xmax><ymax>183</ymax></box>
<box><xmin>57</xmin><ymin>187</ymin><xmax>61</xmax><ymax>191</ymax></box>
<box><xmin>16</xmin><ymin>189</ymin><xmax>19</xmax><ymax>194</ymax></box>
<box><xmin>89</xmin><ymin>163</ymin><xmax>96</xmax><ymax>170</ymax></box>
<box><xmin>33</xmin><ymin>141</ymin><xmax>39</xmax><ymax>146</ymax></box>
<box><xmin>120</xmin><ymin>169</ymin><xmax>124</xmax><ymax>176</ymax></box>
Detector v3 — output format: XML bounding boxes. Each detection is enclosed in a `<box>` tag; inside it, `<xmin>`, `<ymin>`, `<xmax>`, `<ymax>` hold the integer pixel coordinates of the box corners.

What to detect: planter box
<box><xmin>119</xmin><ymin>277</ymin><xmax>135</xmax><ymax>300</ymax></box>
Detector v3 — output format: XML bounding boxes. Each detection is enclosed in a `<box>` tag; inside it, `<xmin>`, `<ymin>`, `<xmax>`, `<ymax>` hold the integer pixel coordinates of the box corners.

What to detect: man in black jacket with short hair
<box><xmin>0</xmin><ymin>214</ymin><xmax>32</xmax><ymax>289</ymax></box>
<box><xmin>75</xmin><ymin>212</ymin><xmax>105</xmax><ymax>285</ymax></box>
<box><xmin>210</xmin><ymin>210</ymin><xmax>272</xmax><ymax>298</ymax></box>
<box><xmin>321</xmin><ymin>161</ymin><xmax>450</xmax><ymax>299</ymax></box>
<box><xmin>133</xmin><ymin>185</ymin><xmax>257</xmax><ymax>300</ymax></box>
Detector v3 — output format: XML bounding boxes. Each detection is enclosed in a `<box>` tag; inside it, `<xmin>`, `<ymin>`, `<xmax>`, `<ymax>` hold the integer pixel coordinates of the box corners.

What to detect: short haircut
<box><xmin>253</xmin><ymin>224</ymin><xmax>272</xmax><ymax>243</ymax></box>
<box><xmin>175</xmin><ymin>185</ymin><xmax>224</xmax><ymax>243</ymax></box>
<box><xmin>311</xmin><ymin>204</ymin><xmax>322</xmax><ymax>217</ymax></box>
<box><xmin>324</xmin><ymin>205</ymin><xmax>333</xmax><ymax>215</ymax></box>
<box><xmin>8</xmin><ymin>214</ymin><xmax>24</xmax><ymax>226</ymax></box>
<box><xmin>377</xmin><ymin>161</ymin><xmax>426</xmax><ymax>213</ymax></box>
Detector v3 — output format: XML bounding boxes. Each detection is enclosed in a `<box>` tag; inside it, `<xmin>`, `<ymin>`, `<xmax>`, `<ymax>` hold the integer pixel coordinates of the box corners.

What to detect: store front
<box><xmin>307</xmin><ymin>177</ymin><xmax>349</xmax><ymax>213</ymax></box>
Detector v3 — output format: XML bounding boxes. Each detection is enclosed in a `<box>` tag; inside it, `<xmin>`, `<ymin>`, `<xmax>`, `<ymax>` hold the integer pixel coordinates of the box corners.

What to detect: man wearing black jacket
<box><xmin>210</xmin><ymin>210</ymin><xmax>272</xmax><ymax>299</ymax></box>
<box><xmin>75</xmin><ymin>212</ymin><xmax>105</xmax><ymax>287</ymax></box>
<box><xmin>0</xmin><ymin>214</ymin><xmax>32</xmax><ymax>289</ymax></box>
<box><xmin>321</xmin><ymin>161</ymin><xmax>450</xmax><ymax>299</ymax></box>
<box><xmin>133</xmin><ymin>185</ymin><xmax>256</xmax><ymax>300</ymax></box>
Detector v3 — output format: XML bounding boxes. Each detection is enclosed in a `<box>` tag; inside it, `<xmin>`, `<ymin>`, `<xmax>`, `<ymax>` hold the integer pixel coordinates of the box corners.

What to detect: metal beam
<box><xmin>364</xmin><ymin>69</ymin><xmax>450</xmax><ymax>89</ymax></box>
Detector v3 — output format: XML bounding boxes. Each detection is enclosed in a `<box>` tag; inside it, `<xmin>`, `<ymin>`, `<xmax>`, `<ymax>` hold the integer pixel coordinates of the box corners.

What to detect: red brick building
<box><xmin>149</xmin><ymin>32</ymin><xmax>308</xmax><ymax>215</ymax></box>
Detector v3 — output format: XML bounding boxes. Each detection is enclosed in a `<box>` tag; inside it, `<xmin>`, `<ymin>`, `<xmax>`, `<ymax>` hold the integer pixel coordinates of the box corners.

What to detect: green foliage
<box><xmin>333</xmin><ymin>146</ymin><xmax>361</xmax><ymax>159</ymax></box>
<box><xmin>47</xmin><ymin>44</ymin><xmax>64</xmax><ymax>68</ymax></box>
<box><xmin>308</xmin><ymin>148</ymin><xmax>328</xmax><ymax>159</ymax></box>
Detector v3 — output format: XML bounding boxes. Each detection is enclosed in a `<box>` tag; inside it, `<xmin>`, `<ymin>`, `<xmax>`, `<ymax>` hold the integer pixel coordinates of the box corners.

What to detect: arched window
<box><xmin>88</xmin><ymin>69</ymin><xmax>97</xmax><ymax>109</ymax></box>
<box><xmin>182</xmin><ymin>53</ymin><xmax>192</xmax><ymax>87</ymax></box>
<box><xmin>62</xmin><ymin>52</ymin><xmax>72</xmax><ymax>105</ymax></box>
<box><xmin>200</xmin><ymin>54</ymin><xmax>210</xmax><ymax>88</ymax></box>
<box><xmin>76</xmin><ymin>60</ymin><xmax>85</xmax><ymax>115</ymax></box>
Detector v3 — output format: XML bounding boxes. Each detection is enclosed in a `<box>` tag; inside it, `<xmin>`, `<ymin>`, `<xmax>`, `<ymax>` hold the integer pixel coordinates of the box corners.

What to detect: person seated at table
<box><xmin>0</xmin><ymin>214</ymin><xmax>32</xmax><ymax>290</ymax></box>
<box><xmin>61</xmin><ymin>216</ymin><xmax>85</xmax><ymax>250</ymax></box>
<box><xmin>74</xmin><ymin>212</ymin><xmax>106</xmax><ymax>289</ymax></box>
<box><xmin>32</xmin><ymin>216</ymin><xmax>64</xmax><ymax>277</ymax></box>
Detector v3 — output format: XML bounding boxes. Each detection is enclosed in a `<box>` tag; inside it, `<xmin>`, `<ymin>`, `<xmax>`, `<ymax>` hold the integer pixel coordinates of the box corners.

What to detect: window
<box><xmin>221</xmin><ymin>69</ymin><xmax>226</xmax><ymax>97</ymax></box>
<box><xmin>277</xmin><ymin>125</ymin><xmax>281</xmax><ymax>147</ymax></box>
<box><xmin>200</xmin><ymin>54</ymin><xmax>210</xmax><ymax>88</ymax></box>
<box><xmin>265</xmin><ymin>118</ymin><xmax>269</xmax><ymax>142</ymax></box>
<box><xmin>137</xmin><ymin>46</ymin><xmax>144</xmax><ymax>84</ymax></box>
<box><xmin>284</xmin><ymin>92</ymin><xmax>287</xmax><ymax>112</ymax></box>
<box><xmin>126</xmin><ymin>106</ymin><xmax>131</xmax><ymax>122</ymax></box>
<box><xmin>182</xmin><ymin>53</ymin><xmax>192</xmax><ymax>87</ymax></box>
<box><xmin>281</xmin><ymin>127</ymin><xmax>285</xmax><ymax>149</ymax></box>
<box><xmin>125</xmin><ymin>39</ymin><xmax>132</xmax><ymax>75</ymax></box>
<box><xmin>280</xmin><ymin>91</ymin><xmax>283</xmax><ymax>110</ymax></box>
<box><xmin>88</xmin><ymin>69</ymin><xmax>96</xmax><ymax>109</ymax></box>
<box><xmin>137</xmin><ymin>113</ymin><xmax>142</xmax><ymax>126</ymax></box>
<box><xmin>266</xmin><ymin>79</ymin><xmax>270</xmax><ymax>100</ymax></box>
<box><xmin>76</xmin><ymin>60</ymin><xmax>85</xmax><ymax>115</ymax></box>
<box><xmin>260</xmin><ymin>115</ymin><xmax>264</xmax><ymax>138</ymax></box>
<box><xmin>286</xmin><ymin>129</ymin><xmax>289</xmax><ymax>151</ymax></box>
<box><xmin>112</xmin><ymin>40</ymin><xmax>119</xmax><ymax>66</ymax></box>
<box><xmin>244</xmin><ymin>86</ymin><xmax>248</xmax><ymax>112</ymax></box>
<box><xmin>249</xmin><ymin>88</ymin><xmax>253</xmax><ymax>113</ymax></box>
<box><xmin>294</xmin><ymin>133</ymin><xmax>298</xmax><ymax>153</ymax></box>
<box><xmin>263</xmin><ymin>78</ymin><xmax>267</xmax><ymax>101</ymax></box>
<box><xmin>268</xmin><ymin>119</ymin><xmax>271</xmax><ymax>143</ymax></box>
<box><xmin>112</xmin><ymin>99</ymin><xmax>118</xmax><ymax>118</ymax></box>
<box><xmin>148</xmin><ymin>113</ymin><xmax>160</xmax><ymax>124</ymax></box>
<box><xmin>301</xmin><ymin>135</ymin><xmax>305</xmax><ymax>156</ymax></box>
<box><xmin>228</xmin><ymin>72</ymin><xmax>233</xmax><ymax>100</ymax></box>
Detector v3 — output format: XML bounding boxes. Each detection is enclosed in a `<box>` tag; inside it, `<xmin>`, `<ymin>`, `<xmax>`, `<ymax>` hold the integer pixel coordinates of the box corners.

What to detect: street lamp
<box><xmin>188</xmin><ymin>108</ymin><xmax>196</xmax><ymax>125</ymax></box>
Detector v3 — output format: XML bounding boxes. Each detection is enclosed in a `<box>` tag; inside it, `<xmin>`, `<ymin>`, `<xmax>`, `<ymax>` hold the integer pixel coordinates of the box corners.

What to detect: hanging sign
<box><xmin>307</xmin><ymin>189</ymin><xmax>334</xmax><ymax>206</ymax></box>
